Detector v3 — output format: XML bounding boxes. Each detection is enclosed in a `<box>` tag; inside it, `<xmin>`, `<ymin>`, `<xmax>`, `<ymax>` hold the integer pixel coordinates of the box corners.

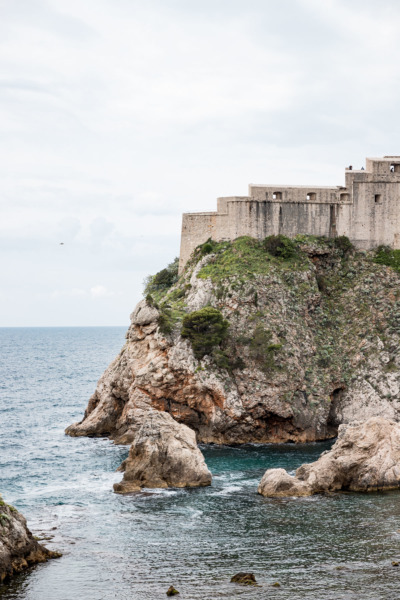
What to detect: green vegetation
<box><xmin>333</xmin><ymin>235</ymin><xmax>353</xmax><ymax>254</ymax></box>
<box><xmin>181</xmin><ymin>307</ymin><xmax>229</xmax><ymax>359</ymax></box>
<box><xmin>373</xmin><ymin>246</ymin><xmax>400</xmax><ymax>273</ymax></box>
<box><xmin>248</xmin><ymin>324</ymin><xmax>282</xmax><ymax>373</ymax></box>
<box><xmin>145</xmin><ymin>293</ymin><xmax>157</xmax><ymax>308</ymax></box>
<box><xmin>262</xmin><ymin>234</ymin><xmax>297</xmax><ymax>259</ymax></box>
<box><xmin>199</xmin><ymin>239</ymin><xmax>217</xmax><ymax>255</ymax></box>
<box><xmin>144</xmin><ymin>257</ymin><xmax>179</xmax><ymax>299</ymax></box>
<box><xmin>0</xmin><ymin>513</ymin><xmax>10</xmax><ymax>525</ymax></box>
<box><xmin>197</xmin><ymin>236</ymin><xmax>307</xmax><ymax>282</ymax></box>
<box><xmin>138</xmin><ymin>235</ymin><xmax>400</xmax><ymax>389</ymax></box>
<box><xmin>142</xmin><ymin>257</ymin><xmax>185</xmax><ymax>335</ymax></box>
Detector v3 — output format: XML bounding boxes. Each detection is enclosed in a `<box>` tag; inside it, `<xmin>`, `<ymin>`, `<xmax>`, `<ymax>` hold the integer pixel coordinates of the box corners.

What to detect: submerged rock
<box><xmin>166</xmin><ymin>586</ymin><xmax>179</xmax><ymax>596</ymax></box>
<box><xmin>0</xmin><ymin>496</ymin><xmax>61</xmax><ymax>582</ymax></box>
<box><xmin>258</xmin><ymin>417</ymin><xmax>400</xmax><ymax>497</ymax></box>
<box><xmin>230</xmin><ymin>572</ymin><xmax>257</xmax><ymax>585</ymax></box>
<box><xmin>113</xmin><ymin>411</ymin><xmax>212</xmax><ymax>493</ymax></box>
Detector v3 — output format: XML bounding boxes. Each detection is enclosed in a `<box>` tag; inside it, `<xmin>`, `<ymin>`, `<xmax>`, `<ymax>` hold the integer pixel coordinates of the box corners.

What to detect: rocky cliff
<box><xmin>0</xmin><ymin>496</ymin><xmax>60</xmax><ymax>582</ymax></box>
<box><xmin>66</xmin><ymin>236</ymin><xmax>400</xmax><ymax>445</ymax></box>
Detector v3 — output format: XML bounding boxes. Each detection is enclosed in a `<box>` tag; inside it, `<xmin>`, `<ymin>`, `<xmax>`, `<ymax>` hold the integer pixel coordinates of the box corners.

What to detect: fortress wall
<box><xmin>225</xmin><ymin>199</ymin><xmax>336</xmax><ymax>240</ymax></box>
<box><xmin>347</xmin><ymin>181</ymin><xmax>400</xmax><ymax>249</ymax></box>
<box><xmin>275</xmin><ymin>202</ymin><xmax>334</xmax><ymax>237</ymax></box>
<box><xmin>335</xmin><ymin>203</ymin><xmax>353</xmax><ymax>239</ymax></box>
<box><xmin>179</xmin><ymin>158</ymin><xmax>400</xmax><ymax>271</ymax></box>
<box><xmin>179</xmin><ymin>212</ymin><xmax>217</xmax><ymax>272</ymax></box>
<box><xmin>179</xmin><ymin>211</ymin><xmax>229</xmax><ymax>272</ymax></box>
<box><xmin>250</xmin><ymin>185</ymin><xmax>339</xmax><ymax>204</ymax></box>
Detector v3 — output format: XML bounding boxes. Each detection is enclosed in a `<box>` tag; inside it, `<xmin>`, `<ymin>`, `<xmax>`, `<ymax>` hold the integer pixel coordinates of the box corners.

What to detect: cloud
<box><xmin>2</xmin><ymin>0</ymin><xmax>400</xmax><ymax>325</ymax></box>
<box><xmin>90</xmin><ymin>285</ymin><xmax>116</xmax><ymax>298</ymax></box>
<box><xmin>51</xmin><ymin>288</ymin><xmax>87</xmax><ymax>299</ymax></box>
<box><xmin>50</xmin><ymin>285</ymin><xmax>118</xmax><ymax>299</ymax></box>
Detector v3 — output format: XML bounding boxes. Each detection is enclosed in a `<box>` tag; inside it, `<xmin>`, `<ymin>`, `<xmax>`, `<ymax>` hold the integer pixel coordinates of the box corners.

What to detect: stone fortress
<box><xmin>179</xmin><ymin>156</ymin><xmax>400</xmax><ymax>272</ymax></box>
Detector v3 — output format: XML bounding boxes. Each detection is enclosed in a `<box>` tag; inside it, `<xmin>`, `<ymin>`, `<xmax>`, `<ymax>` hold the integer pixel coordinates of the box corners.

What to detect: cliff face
<box><xmin>66</xmin><ymin>236</ymin><xmax>400</xmax><ymax>445</ymax></box>
<box><xmin>0</xmin><ymin>497</ymin><xmax>60</xmax><ymax>582</ymax></box>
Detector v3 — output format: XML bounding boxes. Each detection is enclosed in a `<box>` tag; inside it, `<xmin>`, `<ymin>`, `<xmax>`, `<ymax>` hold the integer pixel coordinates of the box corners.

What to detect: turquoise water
<box><xmin>1</xmin><ymin>327</ymin><xmax>400</xmax><ymax>599</ymax></box>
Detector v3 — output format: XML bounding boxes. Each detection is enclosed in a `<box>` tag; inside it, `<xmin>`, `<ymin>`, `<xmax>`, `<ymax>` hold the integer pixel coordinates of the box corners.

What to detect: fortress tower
<box><xmin>179</xmin><ymin>156</ymin><xmax>400</xmax><ymax>272</ymax></box>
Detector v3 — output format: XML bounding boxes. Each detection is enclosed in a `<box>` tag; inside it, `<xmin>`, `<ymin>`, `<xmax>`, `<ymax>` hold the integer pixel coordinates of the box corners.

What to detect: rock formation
<box><xmin>114</xmin><ymin>410</ymin><xmax>212</xmax><ymax>493</ymax></box>
<box><xmin>0</xmin><ymin>496</ymin><xmax>61</xmax><ymax>582</ymax></box>
<box><xmin>230</xmin><ymin>573</ymin><xmax>257</xmax><ymax>585</ymax></box>
<box><xmin>66</xmin><ymin>236</ymin><xmax>400</xmax><ymax>446</ymax></box>
<box><xmin>258</xmin><ymin>468</ymin><xmax>313</xmax><ymax>498</ymax></box>
<box><xmin>258</xmin><ymin>417</ymin><xmax>400</xmax><ymax>497</ymax></box>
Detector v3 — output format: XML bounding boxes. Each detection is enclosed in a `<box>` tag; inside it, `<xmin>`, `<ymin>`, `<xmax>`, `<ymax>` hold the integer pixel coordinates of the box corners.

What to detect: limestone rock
<box><xmin>258</xmin><ymin>417</ymin><xmax>400</xmax><ymax>497</ymax></box>
<box><xmin>297</xmin><ymin>417</ymin><xmax>400</xmax><ymax>492</ymax></box>
<box><xmin>67</xmin><ymin>240</ymin><xmax>400</xmax><ymax>447</ymax></box>
<box><xmin>230</xmin><ymin>573</ymin><xmax>257</xmax><ymax>585</ymax></box>
<box><xmin>113</xmin><ymin>411</ymin><xmax>212</xmax><ymax>493</ymax></box>
<box><xmin>258</xmin><ymin>468</ymin><xmax>312</xmax><ymax>497</ymax></box>
<box><xmin>0</xmin><ymin>497</ymin><xmax>61</xmax><ymax>582</ymax></box>
<box><xmin>130</xmin><ymin>299</ymin><xmax>159</xmax><ymax>326</ymax></box>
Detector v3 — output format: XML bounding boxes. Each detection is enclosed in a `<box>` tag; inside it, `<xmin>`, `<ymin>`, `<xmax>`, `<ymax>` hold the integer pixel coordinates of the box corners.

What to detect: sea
<box><xmin>0</xmin><ymin>327</ymin><xmax>400</xmax><ymax>600</ymax></box>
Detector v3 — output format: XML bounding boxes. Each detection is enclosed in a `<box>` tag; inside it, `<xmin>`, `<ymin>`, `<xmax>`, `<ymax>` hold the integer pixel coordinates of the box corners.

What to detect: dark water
<box><xmin>1</xmin><ymin>328</ymin><xmax>400</xmax><ymax>600</ymax></box>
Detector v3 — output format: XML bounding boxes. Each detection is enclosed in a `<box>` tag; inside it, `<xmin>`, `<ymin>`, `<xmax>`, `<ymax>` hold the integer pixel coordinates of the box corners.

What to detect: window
<box><xmin>272</xmin><ymin>191</ymin><xmax>282</xmax><ymax>200</ymax></box>
<box><xmin>306</xmin><ymin>192</ymin><xmax>316</xmax><ymax>201</ymax></box>
<box><xmin>390</xmin><ymin>163</ymin><xmax>400</xmax><ymax>173</ymax></box>
<box><xmin>375</xmin><ymin>194</ymin><xmax>382</xmax><ymax>204</ymax></box>
<box><xmin>340</xmin><ymin>193</ymin><xmax>350</xmax><ymax>202</ymax></box>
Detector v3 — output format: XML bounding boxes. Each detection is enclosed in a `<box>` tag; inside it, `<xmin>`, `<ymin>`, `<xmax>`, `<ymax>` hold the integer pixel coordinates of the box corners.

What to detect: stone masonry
<box><xmin>179</xmin><ymin>156</ymin><xmax>400</xmax><ymax>272</ymax></box>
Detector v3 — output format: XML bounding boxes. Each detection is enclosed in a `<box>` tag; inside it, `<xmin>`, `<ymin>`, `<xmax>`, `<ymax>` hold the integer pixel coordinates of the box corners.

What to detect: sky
<box><xmin>2</xmin><ymin>0</ymin><xmax>400</xmax><ymax>326</ymax></box>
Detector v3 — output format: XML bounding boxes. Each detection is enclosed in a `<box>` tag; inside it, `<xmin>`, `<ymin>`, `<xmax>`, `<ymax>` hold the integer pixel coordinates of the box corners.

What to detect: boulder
<box><xmin>258</xmin><ymin>468</ymin><xmax>312</xmax><ymax>497</ymax></box>
<box><xmin>166</xmin><ymin>586</ymin><xmax>179</xmax><ymax>596</ymax></box>
<box><xmin>230</xmin><ymin>572</ymin><xmax>257</xmax><ymax>585</ymax></box>
<box><xmin>0</xmin><ymin>496</ymin><xmax>61</xmax><ymax>582</ymax></box>
<box><xmin>258</xmin><ymin>417</ymin><xmax>400</xmax><ymax>497</ymax></box>
<box><xmin>114</xmin><ymin>411</ymin><xmax>212</xmax><ymax>493</ymax></box>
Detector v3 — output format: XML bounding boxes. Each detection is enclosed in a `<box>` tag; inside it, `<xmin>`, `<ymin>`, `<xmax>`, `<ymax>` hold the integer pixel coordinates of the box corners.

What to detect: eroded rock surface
<box><xmin>258</xmin><ymin>417</ymin><xmax>400</xmax><ymax>497</ymax></box>
<box><xmin>114</xmin><ymin>410</ymin><xmax>212</xmax><ymax>493</ymax></box>
<box><xmin>0</xmin><ymin>496</ymin><xmax>61</xmax><ymax>582</ymax></box>
<box><xmin>66</xmin><ymin>239</ymin><xmax>400</xmax><ymax>445</ymax></box>
<box><xmin>258</xmin><ymin>468</ymin><xmax>313</xmax><ymax>497</ymax></box>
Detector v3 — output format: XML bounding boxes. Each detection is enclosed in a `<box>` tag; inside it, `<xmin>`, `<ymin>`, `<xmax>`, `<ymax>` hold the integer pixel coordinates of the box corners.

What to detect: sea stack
<box><xmin>114</xmin><ymin>410</ymin><xmax>212</xmax><ymax>493</ymax></box>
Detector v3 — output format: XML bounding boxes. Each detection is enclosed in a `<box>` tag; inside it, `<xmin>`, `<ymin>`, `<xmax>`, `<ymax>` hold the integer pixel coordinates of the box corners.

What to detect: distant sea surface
<box><xmin>1</xmin><ymin>327</ymin><xmax>400</xmax><ymax>600</ymax></box>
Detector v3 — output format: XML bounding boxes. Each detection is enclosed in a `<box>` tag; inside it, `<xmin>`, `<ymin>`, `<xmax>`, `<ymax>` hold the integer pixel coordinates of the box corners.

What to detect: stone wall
<box><xmin>179</xmin><ymin>157</ymin><xmax>400</xmax><ymax>271</ymax></box>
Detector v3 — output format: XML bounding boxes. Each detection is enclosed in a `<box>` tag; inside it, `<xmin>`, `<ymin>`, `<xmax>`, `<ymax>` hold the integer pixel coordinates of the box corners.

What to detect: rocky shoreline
<box><xmin>258</xmin><ymin>417</ymin><xmax>400</xmax><ymax>497</ymax></box>
<box><xmin>0</xmin><ymin>496</ymin><xmax>61</xmax><ymax>583</ymax></box>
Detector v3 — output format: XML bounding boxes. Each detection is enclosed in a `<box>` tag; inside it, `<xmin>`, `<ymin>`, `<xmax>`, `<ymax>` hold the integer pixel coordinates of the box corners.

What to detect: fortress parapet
<box><xmin>179</xmin><ymin>156</ymin><xmax>400</xmax><ymax>272</ymax></box>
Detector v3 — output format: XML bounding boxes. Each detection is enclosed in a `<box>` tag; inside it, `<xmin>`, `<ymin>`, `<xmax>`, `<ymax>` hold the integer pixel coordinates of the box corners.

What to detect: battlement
<box><xmin>179</xmin><ymin>157</ymin><xmax>400</xmax><ymax>272</ymax></box>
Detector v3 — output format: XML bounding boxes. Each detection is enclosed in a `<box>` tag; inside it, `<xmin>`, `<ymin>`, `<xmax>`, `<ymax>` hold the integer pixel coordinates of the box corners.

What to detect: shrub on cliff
<box><xmin>249</xmin><ymin>324</ymin><xmax>282</xmax><ymax>372</ymax></box>
<box><xmin>144</xmin><ymin>257</ymin><xmax>179</xmax><ymax>296</ymax></box>
<box><xmin>181</xmin><ymin>307</ymin><xmax>229</xmax><ymax>359</ymax></box>
<box><xmin>333</xmin><ymin>236</ymin><xmax>353</xmax><ymax>254</ymax></box>
<box><xmin>263</xmin><ymin>235</ymin><xmax>297</xmax><ymax>259</ymax></box>
<box><xmin>199</xmin><ymin>238</ymin><xmax>217</xmax><ymax>255</ymax></box>
<box><xmin>374</xmin><ymin>246</ymin><xmax>400</xmax><ymax>273</ymax></box>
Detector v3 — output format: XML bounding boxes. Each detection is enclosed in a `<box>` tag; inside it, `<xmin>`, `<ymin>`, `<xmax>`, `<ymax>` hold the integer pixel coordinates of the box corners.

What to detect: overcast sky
<box><xmin>2</xmin><ymin>0</ymin><xmax>400</xmax><ymax>326</ymax></box>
